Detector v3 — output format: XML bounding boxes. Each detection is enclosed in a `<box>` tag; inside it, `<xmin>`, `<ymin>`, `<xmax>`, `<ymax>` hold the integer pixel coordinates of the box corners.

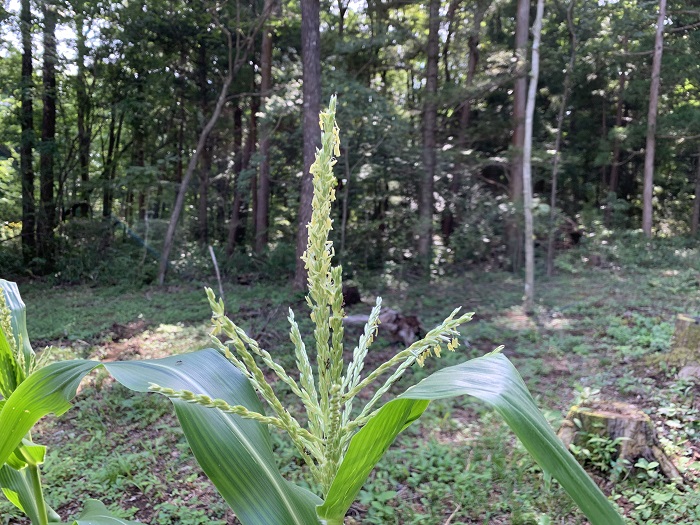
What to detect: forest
<box><xmin>1</xmin><ymin>0</ymin><xmax>700</xmax><ymax>524</ymax></box>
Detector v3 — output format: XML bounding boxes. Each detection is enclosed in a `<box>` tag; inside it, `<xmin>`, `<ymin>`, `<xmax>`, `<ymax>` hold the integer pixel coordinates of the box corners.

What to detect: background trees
<box><xmin>0</xmin><ymin>0</ymin><xmax>699</xmax><ymax>285</ymax></box>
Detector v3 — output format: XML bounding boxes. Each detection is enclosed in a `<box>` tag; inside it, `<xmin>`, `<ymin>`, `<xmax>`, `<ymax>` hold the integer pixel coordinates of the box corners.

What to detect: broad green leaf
<box><xmin>61</xmin><ymin>499</ymin><xmax>141</xmax><ymax>524</ymax></box>
<box><xmin>104</xmin><ymin>350</ymin><xmax>322</xmax><ymax>525</ymax></box>
<box><xmin>318</xmin><ymin>353</ymin><xmax>624</xmax><ymax>525</ymax></box>
<box><xmin>0</xmin><ymin>279</ymin><xmax>34</xmax><ymax>374</ymax></box>
<box><xmin>0</xmin><ymin>458</ymin><xmax>59</xmax><ymax>523</ymax></box>
<box><xmin>0</xmin><ymin>359</ymin><xmax>97</xmax><ymax>467</ymax></box>
<box><xmin>0</xmin><ymin>350</ymin><xmax>322</xmax><ymax>525</ymax></box>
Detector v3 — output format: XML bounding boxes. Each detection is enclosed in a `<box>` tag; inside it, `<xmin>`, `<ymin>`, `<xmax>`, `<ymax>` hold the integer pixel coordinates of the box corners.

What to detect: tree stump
<box><xmin>558</xmin><ymin>401</ymin><xmax>682</xmax><ymax>481</ymax></box>
<box><xmin>647</xmin><ymin>314</ymin><xmax>700</xmax><ymax>369</ymax></box>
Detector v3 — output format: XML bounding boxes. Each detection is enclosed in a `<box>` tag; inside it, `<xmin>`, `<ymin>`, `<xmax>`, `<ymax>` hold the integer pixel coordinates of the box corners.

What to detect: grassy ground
<box><xmin>2</xmin><ymin>240</ymin><xmax>700</xmax><ymax>524</ymax></box>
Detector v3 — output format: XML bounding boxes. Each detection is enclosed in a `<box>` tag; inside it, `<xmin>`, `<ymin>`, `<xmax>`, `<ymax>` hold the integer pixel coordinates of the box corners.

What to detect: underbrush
<box><xmin>2</xmin><ymin>235</ymin><xmax>700</xmax><ymax>523</ymax></box>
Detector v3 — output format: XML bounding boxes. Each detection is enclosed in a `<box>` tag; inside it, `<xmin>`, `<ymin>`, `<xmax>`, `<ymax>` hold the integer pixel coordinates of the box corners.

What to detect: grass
<box><xmin>2</xmin><ymin>239</ymin><xmax>700</xmax><ymax>524</ymax></box>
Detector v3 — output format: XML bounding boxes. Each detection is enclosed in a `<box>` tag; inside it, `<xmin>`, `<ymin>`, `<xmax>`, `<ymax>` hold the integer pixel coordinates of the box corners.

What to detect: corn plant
<box><xmin>0</xmin><ymin>280</ymin><xmax>139</xmax><ymax>524</ymax></box>
<box><xmin>0</xmin><ymin>98</ymin><xmax>624</xmax><ymax>525</ymax></box>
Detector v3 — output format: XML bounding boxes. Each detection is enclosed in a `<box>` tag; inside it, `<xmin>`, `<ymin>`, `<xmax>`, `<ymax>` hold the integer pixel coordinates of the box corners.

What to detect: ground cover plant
<box><xmin>2</xmin><ymin>237</ymin><xmax>699</xmax><ymax>524</ymax></box>
<box><xmin>0</xmin><ymin>99</ymin><xmax>626</xmax><ymax>524</ymax></box>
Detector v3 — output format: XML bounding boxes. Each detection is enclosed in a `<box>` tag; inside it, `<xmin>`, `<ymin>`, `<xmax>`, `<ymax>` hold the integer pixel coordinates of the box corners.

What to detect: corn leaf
<box><xmin>0</xmin><ymin>279</ymin><xmax>34</xmax><ymax>375</ymax></box>
<box><xmin>103</xmin><ymin>350</ymin><xmax>322</xmax><ymax>525</ymax></box>
<box><xmin>318</xmin><ymin>353</ymin><xmax>624</xmax><ymax>525</ymax></box>
<box><xmin>0</xmin><ymin>350</ymin><xmax>321</xmax><ymax>525</ymax></box>
<box><xmin>59</xmin><ymin>499</ymin><xmax>141</xmax><ymax>524</ymax></box>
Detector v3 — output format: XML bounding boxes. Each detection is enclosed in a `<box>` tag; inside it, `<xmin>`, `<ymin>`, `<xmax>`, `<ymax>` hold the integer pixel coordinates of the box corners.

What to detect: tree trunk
<box><xmin>198</xmin><ymin>140</ymin><xmax>212</xmax><ymax>244</ymax></box>
<box><xmin>255</xmin><ymin>0</ymin><xmax>275</xmax><ymax>254</ymax></box>
<box><xmin>102</xmin><ymin>107</ymin><xmax>123</xmax><ymax>219</ymax></box>
<box><xmin>522</xmin><ymin>0</ymin><xmax>544</xmax><ymax>314</ymax></box>
<box><xmin>76</xmin><ymin>2</ymin><xmax>91</xmax><ymax>202</ymax></box>
<box><xmin>508</xmin><ymin>0</ymin><xmax>530</xmax><ymax>272</ymax></box>
<box><xmin>642</xmin><ymin>0</ymin><xmax>667</xmax><ymax>238</ymax></box>
<box><xmin>197</xmin><ymin>40</ymin><xmax>210</xmax><ymax>244</ymax></box>
<box><xmin>20</xmin><ymin>0</ymin><xmax>35</xmax><ymax>261</ymax></box>
<box><xmin>546</xmin><ymin>0</ymin><xmax>577</xmax><ymax>277</ymax></box>
<box><xmin>37</xmin><ymin>1</ymin><xmax>57</xmax><ymax>265</ymax></box>
<box><xmin>418</xmin><ymin>0</ymin><xmax>440</xmax><ymax>264</ymax></box>
<box><xmin>226</xmin><ymin>103</ymin><xmax>244</xmax><ymax>256</ymax></box>
<box><xmin>442</xmin><ymin>0</ymin><xmax>489</xmax><ymax>242</ymax></box>
<box><xmin>442</xmin><ymin>0</ymin><xmax>460</xmax><ymax>85</ymax></box>
<box><xmin>692</xmin><ymin>152</ymin><xmax>700</xmax><ymax>236</ymax></box>
<box><xmin>608</xmin><ymin>35</ymin><xmax>628</xmax><ymax>206</ymax></box>
<box><xmin>294</xmin><ymin>0</ymin><xmax>321</xmax><ymax>289</ymax></box>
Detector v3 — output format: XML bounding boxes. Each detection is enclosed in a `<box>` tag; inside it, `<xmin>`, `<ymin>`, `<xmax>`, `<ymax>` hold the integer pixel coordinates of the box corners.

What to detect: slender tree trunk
<box><xmin>509</xmin><ymin>0</ymin><xmax>530</xmax><ymax>272</ymax></box>
<box><xmin>294</xmin><ymin>0</ymin><xmax>321</xmax><ymax>289</ymax></box>
<box><xmin>226</xmin><ymin>103</ymin><xmax>244</xmax><ymax>256</ymax></box>
<box><xmin>198</xmin><ymin>140</ymin><xmax>212</xmax><ymax>244</ymax></box>
<box><xmin>37</xmin><ymin>1</ymin><xmax>57</xmax><ymax>265</ymax></box>
<box><xmin>102</xmin><ymin>107</ymin><xmax>117</xmax><ymax>218</ymax></box>
<box><xmin>255</xmin><ymin>0</ymin><xmax>275</xmax><ymax>254</ymax></box>
<box><xmin>20</xmin><ymin>0</ymin><xmax>35</xmax><ymax>260</ymax></box>
<box><xmin>523</xmin><ymin>0</ymin><xmax>544</xmax><ymax>314</ymax></box>
<box><xmin>442</xmin><ymin>0</ymin><xmax>460</xmax><ymax>85</ymax></box>
<box><xmin>102</xmin><ymin>109</ymin><xmax>123</xmax><ymax>219</ymax></box>
<box><xmin>443</xmin><ymin>0</ymin><xmax>488</xmax><ymax>242</ymax></box>
<box><xmin>337</xmin><ymin>0</ymin><xmax>347</xmax><ymax>38</ymax></box>
<box><xmin>418</xmin><ymin>0</ymin><xmax>440</xmax><ymax>264</ymax></box>
<box><xmin>76</xmin><ymin>2</ymin><xmax>91</xmax><ymax>202</ymax></box>
<box><xmin>546</xmin><ymin>0</ymin><xmax>577</xmax><ymax>277</ymax></box>
<box><xmin>608</xmin><ymin>36</ymin><xmax>628</xmax><ymax>201</ymax></box>
<box><xmin>642</xmin><ymin>0</ymin><xmax>667</xmax><ymax>238</ymax></box>
<box><xmin>692</xmin><ymin>150</ymin><xmax>700</xmax><ymax>236</ymax></box>
<box><xmin>197</xmin><ymin>41</ymin><xmax>210</xmax><ymax>244</ymax></box>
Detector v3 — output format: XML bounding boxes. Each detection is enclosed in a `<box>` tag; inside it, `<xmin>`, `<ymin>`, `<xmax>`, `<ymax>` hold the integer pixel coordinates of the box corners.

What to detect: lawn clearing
<box><xmin>2</xmin><ymin>255</ymin><xmax>699</xmax><ymax>524</ymax></box>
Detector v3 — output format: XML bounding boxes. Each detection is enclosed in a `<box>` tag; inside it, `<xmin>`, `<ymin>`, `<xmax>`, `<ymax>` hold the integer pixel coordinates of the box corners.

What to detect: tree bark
<box><xmin>102</xmin><ymin>107</ymin><xmax>123</xmax><ymax>219</ymax></box>
<box><xmin>226</xmin><ymin>103</ymin><xmax>244</xmax><ymax>256</ymax></box>
<box><xmin>608</xmin><ymin>36</ymin><xmax>628</xmax><ymax>202</ymax></box>
<box><xmin>20</xmin><ymin>0</ymin><xmax>35</xmax><ymax>261</ymax></box>
<box><xmin>692</xmin><ymin>151</ymin><xmax>700</xmax><ymax>236</ymax></box>
<box><xmin>76</xmin><ymin>1</ymin><xmax>91</xmax><ymax>202</ymax></box>
<box><xmin>294</xmin><ymin>0</ymin><xmax>321</xmax><ymax>289</ymax></box>
<box><xmin>197</xmin><ymin>40</ymin><xmax>210</xmax><ymax>244</ymax></box>
<box><xmin>523</xmin><ymin>0</ymin><xmax>544</xmax><ymax>314</ymax></box>
<box><xmin>642</xmin><ymin>0</ymin><xmax>667</xmax><ymax>238</ymax></box>
<box><xmin>546</xmin><ymin>0</ymin><xmax>577</xmax><ymax>277</ymax></box>
<box><xmin>37</xmin><ymin>1</ymin><xmax>57</xmax><ymax>265</ymax></box>
<box><xmin>508</xmin><ymin>0</ymin><xmax>530</xmax><ymax>272</ymax></box>
<box><xmin>255</xmin><ymin>0</ymin><xmax>275</xmax><ymax>254</ymax></box>
<box><xmin>418</xmin><ymin>0</ymin><xmax>440</xmax><ymax>264</ymax></box>
<box><xmin>443</xmin><ymin>0</ymin><xmax>489</xmax><ymax>242</ymax></box>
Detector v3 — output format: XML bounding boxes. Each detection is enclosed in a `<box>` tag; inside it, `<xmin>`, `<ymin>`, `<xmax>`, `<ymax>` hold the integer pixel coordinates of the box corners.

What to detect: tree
<box><xmin>509</xmin><ymin>0</ymin><xmax>530</xmax><ymax>271</ymax></box>
<box><xmin>255</xmin><ymin>0</ymin><xmax>276</xmax><ymax>254</ymax></box>
<box><xmin>294</xmin><ymin>0</ymin><xmax>321</xmax><ymax>289</ymax></box>
<box><xmin>417</xmin><ymin>0</ymin><xmax>440</xmax><ymax>264</ymax></box>
<box><xmin>642</xmin><ymin>0</ymin><xmax>667</xmax><ymax>237</ymax></box>
<box><xmin>546</xmin><ymin>0</ymin><xmax>577</xmax><ymax>276</ymax></box>
<box><xmin>523</xmin><ymin>0</ymin><xmax>544</xmax><ymax>313</ymax></box>
<box><xmin>20</xmin><ymin>0</ymin><xmax>35</xmax><ymax>261</ymax></box>
<box><xmin>157</xmin><ymin>7</ymin><xmax>267</xmax><ymax>285</ymax></box>
<box><xmin>37</xmin><ymin>1</ymin><xmax>57</xmax><ymax>264</ymax></box>
<box><xmin>693</xmin><ymin>150</ymin><xmax>700</xmax><ymax>236</ymax></box>
<box><xmin>75</xmin><ymin>0</ymin><xmax>91</xmax><ymax>201</ymax></box>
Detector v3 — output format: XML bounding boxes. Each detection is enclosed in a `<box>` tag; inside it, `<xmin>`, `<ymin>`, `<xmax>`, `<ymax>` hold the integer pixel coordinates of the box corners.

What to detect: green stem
<box><xmin>28</xmin><ymin>463</ymin><xmax>49</xmax><ymax>525</ymax></box>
